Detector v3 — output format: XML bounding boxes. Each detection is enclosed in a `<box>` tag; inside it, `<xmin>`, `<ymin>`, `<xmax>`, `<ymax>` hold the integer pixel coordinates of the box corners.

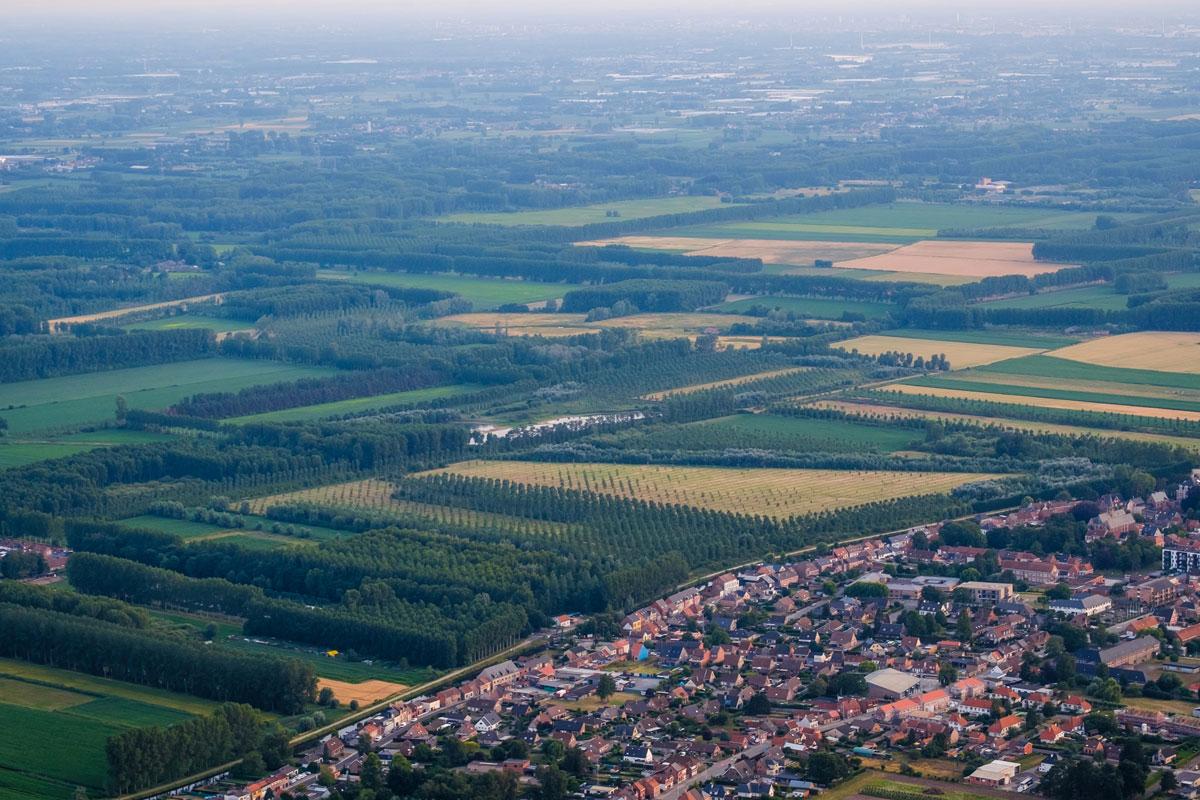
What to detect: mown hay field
<box><xmin>886</xmin><ymin>383</ymin><xmax>1200</xmax><ymax>421</ymax></box>
<box><xmin>1049</xmin><ymin>332</ymin><xmax>1200</xmax><ymax>375</ymax></box>
<box><xmin>834</xmin><ymin>240</ymin><xmax>1070</xmax><ymax>279</ymax></box>
<box><xmin>833</xmin><ymin>334</ymin><xmax>1045</xmax><ymax>369</ymax></box>
<box><xmin>420</xmin><ymin>460</ymin><xmax>996</xmax><ymax>519</ymax></box>
<box><xmin>642</xmin><ymin>367</ymin><xmax>810</xmax><ymax>399</ymax></box>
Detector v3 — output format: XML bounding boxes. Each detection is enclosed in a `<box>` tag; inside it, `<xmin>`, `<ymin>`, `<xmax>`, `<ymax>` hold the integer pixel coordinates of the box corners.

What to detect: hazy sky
<box><xmin>7</xmin><ymin>0</ymin><xmax>1200</xmax><ymax>19</ymax></box>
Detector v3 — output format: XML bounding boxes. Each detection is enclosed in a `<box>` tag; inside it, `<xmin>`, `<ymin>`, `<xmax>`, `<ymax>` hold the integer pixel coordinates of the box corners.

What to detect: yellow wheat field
<box><xmin>642</xmin><ymin>367</ymin><xmax>811</xmax><ymax>400</ymax></box>
<box><xmin>317</xmin><ymin>678</ymin><xmax>406</xmax><ymax>705</ymax></box>
<box><xmin>833</xmin><ymin>335</ymin><xmax>1044</xmax><ymax>369</ymax></box>
<box><xmin>1048</xmin><ymin>332</ymin><xmax>1200</xmax><ymax>375</ymax></box>
<box><xmin>419</xmin><ymin>460</ymin><xmax>997</xmax><ymax>519</ymax></box>
<box><xmin>886</xmin><ymin>384</ymin><xmax>1200</xmax><ymax>421</ymax></box>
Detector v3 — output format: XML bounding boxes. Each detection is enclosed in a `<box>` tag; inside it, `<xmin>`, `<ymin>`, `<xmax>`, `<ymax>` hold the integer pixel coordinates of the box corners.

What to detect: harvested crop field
<box><xmin>642</xmin><ymin>367</ymin><xmax>810</xmax><ymax>399</ymax></box>
<box><xmin>317</xmin><ymin>678</ymin><xmax>405</xmax><ymax>705</ymax></box>
<box><xmin>810</xmin><ymin>400</ymin><xmax>1200</xmax><ymax>451</ymax></box>
<box><xmin>1048</xmin><ymin>332</ymin><xmax>1200</xmax><ymax>375</ymax></box>
<box><xmin>834</xmin><ymin>240</ymin><xmax>1071</xmax><ymax>279</ymax></box>
<box><xmin>833</xmin><ymin>335</ymin><xmax>1044</xmax><ymax>369</ymax></box>
<box><xmin>885</xmin><ymin>384</ymin><xmax>1200</xmax><ymax>421</ymax></box>
<box><xmin>420</xmin><ymin>460</ymin><xmax>997</xmax><ymax>518</ymax></box>
<box><xmin>579</xmin><ymin>236</ymin><xmax>900</xmax><ymax>265</ymax></box>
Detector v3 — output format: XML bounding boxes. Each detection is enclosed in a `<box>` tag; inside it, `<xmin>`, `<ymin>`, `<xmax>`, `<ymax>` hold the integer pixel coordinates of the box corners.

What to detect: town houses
<box><xmin>186</xmin><ymin>484</ymin><xmax>1200</xmax><ymax>800</ymax></box>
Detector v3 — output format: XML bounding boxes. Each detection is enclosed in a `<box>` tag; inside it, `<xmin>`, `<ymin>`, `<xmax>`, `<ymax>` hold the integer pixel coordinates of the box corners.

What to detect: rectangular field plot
<box><xmin>225</xmin><ymin>384</ymin><xmax>479</xmax><ymax>424</ymax></box>
<box><xmin>318</xmin><ymin>269</ymin><xmax>579</xmax><ymax>309</ymax></box>
<box><xmin>1048</xmin><ymin>332</ymin><xmax>1200</xmax><ymax>375</ymax></box>
<box><xmin>0</xmin><ymin>358</ymin><xmax>336</xmax><ymax>435</ymax></box>
<box><xmin>833</xmin><ymin>335</ymin><xmax>1045</xmax><ymax>369</ymax></box>
<box><xmin>123</xmin><ymin>314</ymin><xmax>254</xmax><ymax>334</ymax></box>
<box><xmin>657</xmin><ymin>202</ymin><xmax>1108</xmax><ymax>243</ymax></box>
<box><xmin>439</xmin><ymin>195</ymin><xmax>732</xmax><ymax>225</ymax></box>
<box><xmin>420</xmin><ymin>460</ymin><xmax>997</xmax><ymax>518</ymax></box>
<box><xmin>886</xmin><ymin>383</ymin><xmax>1200</xmax><ymax>421</ymax></box>
<box><xmin>877</xmin><ymin>329</ymin><xmax>1079</xmax><ymax>349</ymax></box>
<box><xmin>834</xmin><ymin>240</ymin><xmax>1071</xmax><ymax>279</ymax></box>
<box><xmin>716</xmin><ymin>295</ymin><xmax>897</xmax><ymax>320</ymax></box>
<box><xmin>623</xmin><ymin>413</ymin><xmax>924</xmax><ymax>453</ymax></box>
<box><xmin>0</xmin><ymin>660</ymin><xmax>216</xmax><ymax>793</ymax></box>
<box><xmin>810</xmin><ymin>400</ymin><xmax>1200</xmax><ymax>451</ymax></box>
<box><xmin>979</xmin><ymin>354</ymin><xmax>1200</xmax><ymax>391</ymax></box>
<box><xmin>580</xmin><ymin>236</ymin><xmax>901</xmax><ymax>266</ymax></box>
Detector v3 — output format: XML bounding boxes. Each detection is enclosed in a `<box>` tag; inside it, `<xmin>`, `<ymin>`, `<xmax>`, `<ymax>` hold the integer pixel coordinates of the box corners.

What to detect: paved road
<box><xmin>658</xmin><ymin>742</ymin><xmax>770</xmax><ymax>800</ymax></box>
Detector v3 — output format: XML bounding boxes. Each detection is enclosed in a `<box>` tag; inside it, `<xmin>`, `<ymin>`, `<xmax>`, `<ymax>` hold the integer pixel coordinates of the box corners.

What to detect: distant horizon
<box><xmin>6</xmin><ymin>0</ymin><xmax>1200</xmax><ymax>24</ymax></box>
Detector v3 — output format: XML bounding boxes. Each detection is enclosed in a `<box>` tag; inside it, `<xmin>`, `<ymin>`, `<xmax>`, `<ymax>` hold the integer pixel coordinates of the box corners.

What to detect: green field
<box><xmin>0</xmin><ymin>659</ymin><xmax>219</xmax><ymax>794</ymax></box>
<box><xmin>979</xmin><ymin>355</ymin><xmax>1200</xmax><ymax>391</ymax></box>
<box><xmin>981</xmin><ymin>271</ymin><xmax>1200</xmax><ymax>311</ymax></box>
<box><xmin>118</xmin><ymin>513</ymin><xmax>348</xmax><ymax>544</ymax></box>
<box><xmin>440</xmin><ymin>195</ymin><xmax>731</xmax><ymax>225</ymax></box>
<box><xmin>716</xmin><ymin>295</ymin><xmax>896</xmax><ymax>320</ymax></box>
<box><xmin>879</xmin><ymin>329</ymin><xmax>1079</xmax><ymax>348</ymax></box>
<box><xmin>627</xmin><ymin>413</ymin><xmax>924</xmax><ymax>453</ymax></box>
<box><xmin>225</xmin><ymin>384</ymin><xmax>478</xmax><ymax>424</ymax></box>
<box><xmin>152</xmin><ymin>607</ymin><xmax>436</xmax><ymax>685</ymax></box>
<box><xmin>979</xmin><ymin>284</ymin><xmax>1130</xmax><ymax>311</ymax></box>
<box><xmin>663</xmin><ymin>202</ymin><xmax>1110</xmax><ymax>243</ymax></box>
<box><xmin>0</xmin><ymin>358</ymin><xmax>337</xmax><ymax>435</ymax></box>
<box><xmin>123</xmin><ymin>314</ymin><xmax>254</xmax><ymax>333</ymax></box>
<box><xmin>904</xmin><ymin>375</ymin><xmax>1200</xmax><ymax>413</ymax></box>
<box><xmin>0</xmin><ymin>428</ymin><xmax>177</xmax><ymax>470</ymax></box>
<box><xmin>318</xmin><ymin>269</ymin><xmax>580</xmax><ymax>309</ymax></box>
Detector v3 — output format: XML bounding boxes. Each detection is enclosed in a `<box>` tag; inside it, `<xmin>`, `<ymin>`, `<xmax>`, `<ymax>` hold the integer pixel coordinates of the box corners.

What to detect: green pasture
<box><xmin>906</xmin><ymin>375</ymin><xmax>1200</xmax><ymax>413</ymax></box>
<box><xmin>0</xmin><ymin>358</ymin><xmax>337</xmax><ymax>435</ymax></box>
<box><xmin>878</xmin><ymin>329</ymin><xmax>1078</xmax><ymax>349</ymax></box>
<box><xmin>980</xmin><ymin>355</ymin><xmax>1200</xmax><ymax>391</ymax></box>
<box><xmin>439</xmin><ymin>195</ymin><xmax>731</xmax><ymax>225</ymax></box>
<box><xmin>318</xmin><ymin>269</ymin><xmax>578</xmax><ymax>309</ymax></box>
<box><xmin>225</xmin><ymin>384</ymin><xmax>478</xmax><ymax>424</ymax></box>
<box><xmin>123</xmin><ymin>314</ymin><xmax>254</xmax><ymax>333</ymax></box>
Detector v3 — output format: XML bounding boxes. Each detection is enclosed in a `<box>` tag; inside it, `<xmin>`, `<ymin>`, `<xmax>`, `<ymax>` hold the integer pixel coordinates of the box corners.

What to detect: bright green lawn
<box><xmin>318</xmin><ymin>269</ymin><xmax>579</xmax><ymax>310</ymax></box>
<box><xmin>123</xmin><ymin>314</ymin><xmax>253</xmax><ymax>333</ymax></box>
<box><xmin>440</xmin><ymin>196</ymin><xmax>731</xmax><ymax>225</ymax></box>
<box><xmin>0</xmin><ymin>358</ymin><xmax>337</xmax><ymax>434</ymax></box>
<box><xmin>225</xmin><ymin>384</ymin><xmax>478</xmax><ymax>424</ymax></box>
<box><xmin>716</xmin><ymin>295</ymin><xmax>896</xmax><ymax>320</ymax></box>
